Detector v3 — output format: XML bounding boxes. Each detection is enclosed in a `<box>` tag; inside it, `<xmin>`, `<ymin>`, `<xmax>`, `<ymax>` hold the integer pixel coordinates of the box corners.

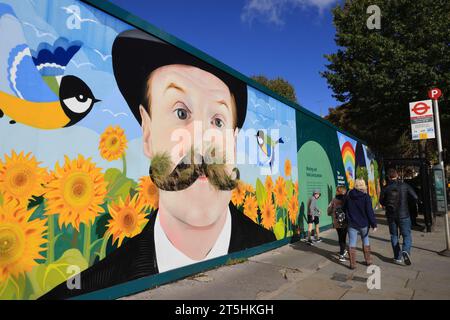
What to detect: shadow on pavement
<box><xmin>289</xmin><ymin>240</ymin><xmax>350</xmax><ymax>268</ymax></box>
<box><xmin>368</xmin><ymin>234</ymin><xmax>439</xmax><ymax>254</ymax></box>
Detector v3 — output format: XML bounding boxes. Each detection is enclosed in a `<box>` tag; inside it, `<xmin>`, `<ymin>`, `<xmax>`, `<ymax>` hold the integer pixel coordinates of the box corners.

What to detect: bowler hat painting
<box><xmin>0</xmin><ymin>0</ymin><xmax>298</xmax><ymax>300</ymax></box>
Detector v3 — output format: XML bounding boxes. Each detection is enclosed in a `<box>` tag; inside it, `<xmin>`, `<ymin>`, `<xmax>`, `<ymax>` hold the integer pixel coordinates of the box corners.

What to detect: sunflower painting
<box><xmin>0</xmin><ymin>199</ymin><xmax>47</xmax><ymax>284</ymax></box>
<box><xmin>0</xmin><ymin>151</ymin><xmax>47</xmax><ymax>207</ymax></box>
<box><xmin>229</xmin><ymin>158</ymin><xmax>300</xmax><ymax>240</ymax></box>
<box><xmin>45</xmin><ymin>155</ymin><xmax>108</xmax><ymax>231</ymax></box>
<box><xmin>0</xmin><ymin>122</ymin><xmax>164</xmax><ymax>299</ymax></box>
<box><xmin>0</xmin><ymin>147</ymin><xmax>298</xmax><ymax>299</ymax></box>
<box><xmin>106</xmin><ymin>194</ymin><xmax>148</xmax><ymax>247</ymax></box>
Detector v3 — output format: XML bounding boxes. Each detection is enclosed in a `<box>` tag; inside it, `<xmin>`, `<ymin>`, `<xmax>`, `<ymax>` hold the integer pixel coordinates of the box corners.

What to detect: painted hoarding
<box><xmin>0</xmin><ymin>0</ymin><xmax>376</xmax><ymax>300</ymax></box>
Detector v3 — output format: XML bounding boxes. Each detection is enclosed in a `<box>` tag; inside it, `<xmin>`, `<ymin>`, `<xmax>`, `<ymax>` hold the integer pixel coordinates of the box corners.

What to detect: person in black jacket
<box><xmin>39</xmin><ymin>29</ymin><xmax>275</xmax><ymax>300</ymax></box>
<box><xmin>379</xmin><ymin>168</ymin><xmax>418</xmax><ymax>266</ymax></box>
<box><xmin>343</xmin><ymin>179</ymin><xmax>378</xmax><ymax>270</ymax></box>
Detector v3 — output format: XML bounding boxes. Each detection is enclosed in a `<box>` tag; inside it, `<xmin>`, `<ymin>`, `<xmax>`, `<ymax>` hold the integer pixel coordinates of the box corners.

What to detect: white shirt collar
<box><xmin>154</xmin><ymin>208</ymin><xmax>232</xmax><ymax>273</ymax></box>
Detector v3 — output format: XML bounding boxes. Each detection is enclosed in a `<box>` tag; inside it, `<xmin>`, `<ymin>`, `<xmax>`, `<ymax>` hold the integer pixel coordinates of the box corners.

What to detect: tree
<box><xmin>322</xmin><ymin>0</ymin><xmax>450</xmax><ymax>161</ymax></box>
<box><xmin>251</xmin><ymin>75</ymin><xmax>298</xmax><ymax>104</ymax></box>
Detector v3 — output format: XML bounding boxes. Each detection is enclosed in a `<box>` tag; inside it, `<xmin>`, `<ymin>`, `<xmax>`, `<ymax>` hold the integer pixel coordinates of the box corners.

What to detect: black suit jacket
<box><xmin>40</xmin><ymin>202</ymin><xmax>275</xmax><ymax>299</ymax></box>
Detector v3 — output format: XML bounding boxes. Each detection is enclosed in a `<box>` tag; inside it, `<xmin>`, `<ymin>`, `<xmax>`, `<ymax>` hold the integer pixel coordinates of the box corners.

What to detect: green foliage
<box><xmin>322</xmin><ymin>0</ymin><xmax>450</xmax><ymax>160</ymax></box>
<box><xmin>372</xmin><ymin>160</ymin><xmax>379</xmax><ymax>180</ymax></box>
<box><xmin>356</xmin><ymin>166</ymin><xmax>369</xmax><ymax>183</ymax></box>
<box><xmin>286</xmin><ymin>180</ymin><xmax>294</xmax><ymax>199</ymax></box>
<box><xmin>0</xmin><ymin>275</ymin><xmax>26</xmax><ymax>300</ymax></box>
<box><xmin>225</xmin><ymin>258</ymin><xmax>248</xmax><ymax>266</ymax></box>
<box><xmin>255</xmin><ymin>178</ymin><xmax>267</xmax><ymax>208</ymax></box>
<box><xmin>27</xmin><ymin>249</ymin><xmax>88</xmax><ymax>299</ymax></box>
<box><xmin>273</xmin><ymin>218</ymin><xmax>286</xmax><ymax>240</ymax></box>
<box><xmin>251</xmin><ymin>75</ymin><xmax>298</xmax><ymax>104</ymax></box>
<box><xmin>104</xmin><ymin>168</ymin><xmax>136</xmax><ymax>202</ymax></box>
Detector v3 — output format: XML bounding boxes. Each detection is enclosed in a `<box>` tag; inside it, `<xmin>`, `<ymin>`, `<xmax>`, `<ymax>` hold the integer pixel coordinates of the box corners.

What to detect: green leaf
<box><xmin>276</xmin><ymin>207</ymin><xmax>285</xmax><ymax>222</ymax></box>
<box><xmin>273</xmin><ymin>218</ymin><xmax>285</xmax><ymax>240</ymax></box>
<box><xmin>113</xmin><ymin>180</ymin><xmax>133</xmax><ymax>201</ymax></box>
<box><xmin>286</xmin><ymin>180</ymin><xmax>294</xmax><ymax>199</ymax></box>
<box><xmin>104</xmin><ymin>168</ymin><xmax>134</xmax><ymax>202</ymax></box>
<box><xmin>0</xmin><ymin>276</ymin><xmax>26</xmax><ymax>300</ymax></box>
<box><xmin>27</xmin><ymin>249</ymin><xmax>88</xmax><ymax>299</ymax></box>
<box><xmin>255</xmin><ymin>178</ymin><xmax>266</xmax><ymax>209</ymax></box>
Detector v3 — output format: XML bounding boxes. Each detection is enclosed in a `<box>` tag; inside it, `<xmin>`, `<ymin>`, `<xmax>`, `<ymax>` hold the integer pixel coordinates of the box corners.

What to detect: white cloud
<box><xmin>241</xmin><ymin>0</ymin><xmax>339</xmax><ymax>26</ymax></box>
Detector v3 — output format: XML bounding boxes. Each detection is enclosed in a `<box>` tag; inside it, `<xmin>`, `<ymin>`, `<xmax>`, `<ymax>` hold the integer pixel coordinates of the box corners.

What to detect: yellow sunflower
<box><xmin>274</xmin><ymin>176</ymin><xmax>287</xmax><ymax>207</ymax></box>
<box><xmin>265</xmin><ymin>176</ymin><xmax>274</xmax><ymax>196</ymax></box>
<box><xmin>284</xmin><ymin>159</ymin><xmax>292</xmax><ymax>177</ymax></box>
<box><xmin>99</xmin><ymin>126</ymin><xmax>128</xmax><ymax>161</ymax></box>
<box><xmin>261</xmin><ymin>197</ymin><xmax>275</xmax><ymax>230</ymax></box>
<box><xmin>106</xmin><ymin>194</ymin><xmax>149</xmax><ymax>247</ymax></box>
<box><xmin>45</xmin><ymin>155</ymin><xmax>107</xmax><ymax>231</ymax></box>
<box><xmin>0</xmin><ymin>199</ymin><xmax>47</xmax><ymax>282</ymax></box>
<box><xmin>137</xmin><ymin>176</ymin><xmax>159</xmax><ymax>210</ymax></box>
<box><xmin>243</xmin><ymin>195</ymin><xmax>258</xmax><ymax>223</ymax></box>
<box><xmin>245</xmin><ymin>183</ymin><xmax>255</xmax><ymax>195</ymax></box>
<box><xmin>294</xmin><ymin>181</ymin><xmax>299</xmax><ymax>195</ymax></box>
<box><xmin>0</xmin><ymin>151</ymin><xmax>47</xmax><ymax>206</ymax></box>
<box><xmin>287</xmin><ymin>195</ymin><xmax>299</xmax><ymax>225</ymax></box>
<box><xmin>231</xmin><ymin>181</ymin><xmax>246</xmax><ymax>206</ymax></box>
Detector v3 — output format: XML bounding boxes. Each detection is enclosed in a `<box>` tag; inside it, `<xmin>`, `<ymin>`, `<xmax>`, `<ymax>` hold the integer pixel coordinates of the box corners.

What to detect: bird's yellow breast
<box><xmin>0</xmin><ymin>91</ymin><xmax>70</xmax><ymax>129</ymax></box>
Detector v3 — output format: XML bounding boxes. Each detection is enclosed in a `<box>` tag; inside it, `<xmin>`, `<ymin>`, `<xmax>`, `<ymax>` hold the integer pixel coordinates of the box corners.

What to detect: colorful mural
<box><xmin>337</xmin><ymin>132</ymin><xmax>357</xmax><ymax>190</ymax></box>
<box><xmin>0</xmin><ymin>0</ymin><xmax>299</xmax><ymax>299</ymax></box>
<box><xmin>362</xmin><ymin>145</ymin><xmax>380</xmax><ymax>208</ymax></box>
<box><xmin>0</xmin><ymin>0</ymin><xmax>378</xmax><ymax>300</ymax></box>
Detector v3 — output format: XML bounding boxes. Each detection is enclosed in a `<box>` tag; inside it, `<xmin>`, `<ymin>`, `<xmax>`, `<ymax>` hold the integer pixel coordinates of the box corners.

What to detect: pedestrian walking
<box><xmin>343</xmin><ymin>179</ymin><xmax>378</xmax><ymax>269</ymax></box>
<box><xmin>379</xmin><ymin>168</ymin><xmax>418</xmax><ymax>266</ymax></box>
<box><xmin>307</xmin><ymin>189</ymin><xmax>322</xmax><ymax>245</ymax></box>
<box><xmin>327</xmin><ymin>185</ymin><xmax>348</xmax><ymax>262</ymax></box>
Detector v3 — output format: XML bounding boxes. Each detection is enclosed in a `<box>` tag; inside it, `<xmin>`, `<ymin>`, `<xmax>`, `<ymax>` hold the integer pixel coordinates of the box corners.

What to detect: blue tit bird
<box><xmin>256</xmin><ymin>129</ymin><xmax>284</xmax><ymax>172</ymax></box>
<box><xmin>0</xmin><ymin>4</ymin><xmax>99</xmax><ymax>129</ymax></box>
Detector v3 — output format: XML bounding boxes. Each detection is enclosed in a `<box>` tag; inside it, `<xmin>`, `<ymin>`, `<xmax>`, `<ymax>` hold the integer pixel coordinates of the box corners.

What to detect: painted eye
<box><xmin>62</xmin><ymin>96</ymin><xmax>92</xmax><ymax>113</ymax></box>
<box><xmin>213</xmin><ymin>117</ymin><xmax>224</xmax><ymax>128</ymax></box>
<box><xmin>174</xmin><ymin>108</ymin><xmax>190</xmax><ymax>120</ymax></box>
<box><xmin>173</xmin><ymin>102</ymin><xmax>191</xmax><ymax>120</ymax></box>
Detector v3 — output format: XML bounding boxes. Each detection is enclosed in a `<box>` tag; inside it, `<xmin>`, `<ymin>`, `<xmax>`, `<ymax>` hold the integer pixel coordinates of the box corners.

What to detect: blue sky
<box><xmin>108</xmin><ymin>0</ymin><xmax>343</xmax><ymax>117</ymax></box>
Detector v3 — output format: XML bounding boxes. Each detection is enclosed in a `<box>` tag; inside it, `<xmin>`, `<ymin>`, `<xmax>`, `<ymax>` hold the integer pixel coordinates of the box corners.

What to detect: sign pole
<box><xmin>433</xmin><ymin>97</ymin><xmax>450</xmax><ymax>256</ymax></box>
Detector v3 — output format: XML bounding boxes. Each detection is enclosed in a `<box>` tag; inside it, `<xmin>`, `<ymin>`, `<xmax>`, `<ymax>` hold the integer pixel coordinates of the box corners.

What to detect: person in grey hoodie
<box><xmin>307</xmin><ymin>189</ymin><xmax>322</xmax><ymax>244</ymax></box>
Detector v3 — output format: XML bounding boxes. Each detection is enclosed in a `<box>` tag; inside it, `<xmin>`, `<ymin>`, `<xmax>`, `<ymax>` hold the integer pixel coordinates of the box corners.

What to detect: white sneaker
<box><xmin>402</xmin><ymin>251</ymin><xmax>412</xmax><ymax>265</ymax></box>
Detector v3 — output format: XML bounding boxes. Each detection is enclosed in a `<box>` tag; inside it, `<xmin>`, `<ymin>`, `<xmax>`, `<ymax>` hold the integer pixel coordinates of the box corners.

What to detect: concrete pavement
<box><xmin>121</xmin><ymin>211</ymin><xmax>450</xmax><ymax>300</ymax></box>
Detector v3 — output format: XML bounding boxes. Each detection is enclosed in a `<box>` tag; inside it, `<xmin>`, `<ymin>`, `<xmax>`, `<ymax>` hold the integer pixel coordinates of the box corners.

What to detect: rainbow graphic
<box><xmin>341</xmin><ymin>141</ymin><xmax>356</xmax><ymax>189</ymax></box>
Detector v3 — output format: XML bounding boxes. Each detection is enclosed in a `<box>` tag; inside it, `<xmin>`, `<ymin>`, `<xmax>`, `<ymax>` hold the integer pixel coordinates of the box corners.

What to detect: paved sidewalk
<box><xmin>122</xmin><ymin>211</ymin><xmax>450</xmax><ymax>300</ymax></box>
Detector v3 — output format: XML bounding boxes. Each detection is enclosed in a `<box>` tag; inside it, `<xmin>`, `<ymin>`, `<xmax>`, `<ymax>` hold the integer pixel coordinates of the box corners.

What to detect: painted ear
<box><xmin>140</xmin><ymin>105</ymin><xmax>152</xmax><ymax>158</ymax></box>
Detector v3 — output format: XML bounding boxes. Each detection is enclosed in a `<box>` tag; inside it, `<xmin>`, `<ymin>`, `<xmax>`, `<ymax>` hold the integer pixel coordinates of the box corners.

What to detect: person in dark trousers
<box><xmin>327</xmin><ymin>185</ymin><xmax>348</xmax><ymax>262</ymax></box>
<box><xmin>307</xmin><ymin>189</ymin><xmax>322</xmax><ymax>245</ymax></box>
<box><xmin>343</xmin><ymin>179</ymin><xmax>378</xmax><ymax>269</ymax></box>
<box><xmin>380</xmin><ymin>168</ymin><xmax>418</xmax><ymax>266</ymax></box>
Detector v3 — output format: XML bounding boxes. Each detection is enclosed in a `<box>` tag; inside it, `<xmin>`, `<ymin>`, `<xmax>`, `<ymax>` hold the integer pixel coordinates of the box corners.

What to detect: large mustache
<box><xmin>149</xmin><ymin>149</ymin><xmax>240</xmax><ymax>191</ymax></box>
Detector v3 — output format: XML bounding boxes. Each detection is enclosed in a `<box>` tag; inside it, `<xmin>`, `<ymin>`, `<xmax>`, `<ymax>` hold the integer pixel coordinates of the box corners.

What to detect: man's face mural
<box><xmin>139</xmin><ymin>64</ymin><xmax>239</xmax><ymax>227</ymax></box>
